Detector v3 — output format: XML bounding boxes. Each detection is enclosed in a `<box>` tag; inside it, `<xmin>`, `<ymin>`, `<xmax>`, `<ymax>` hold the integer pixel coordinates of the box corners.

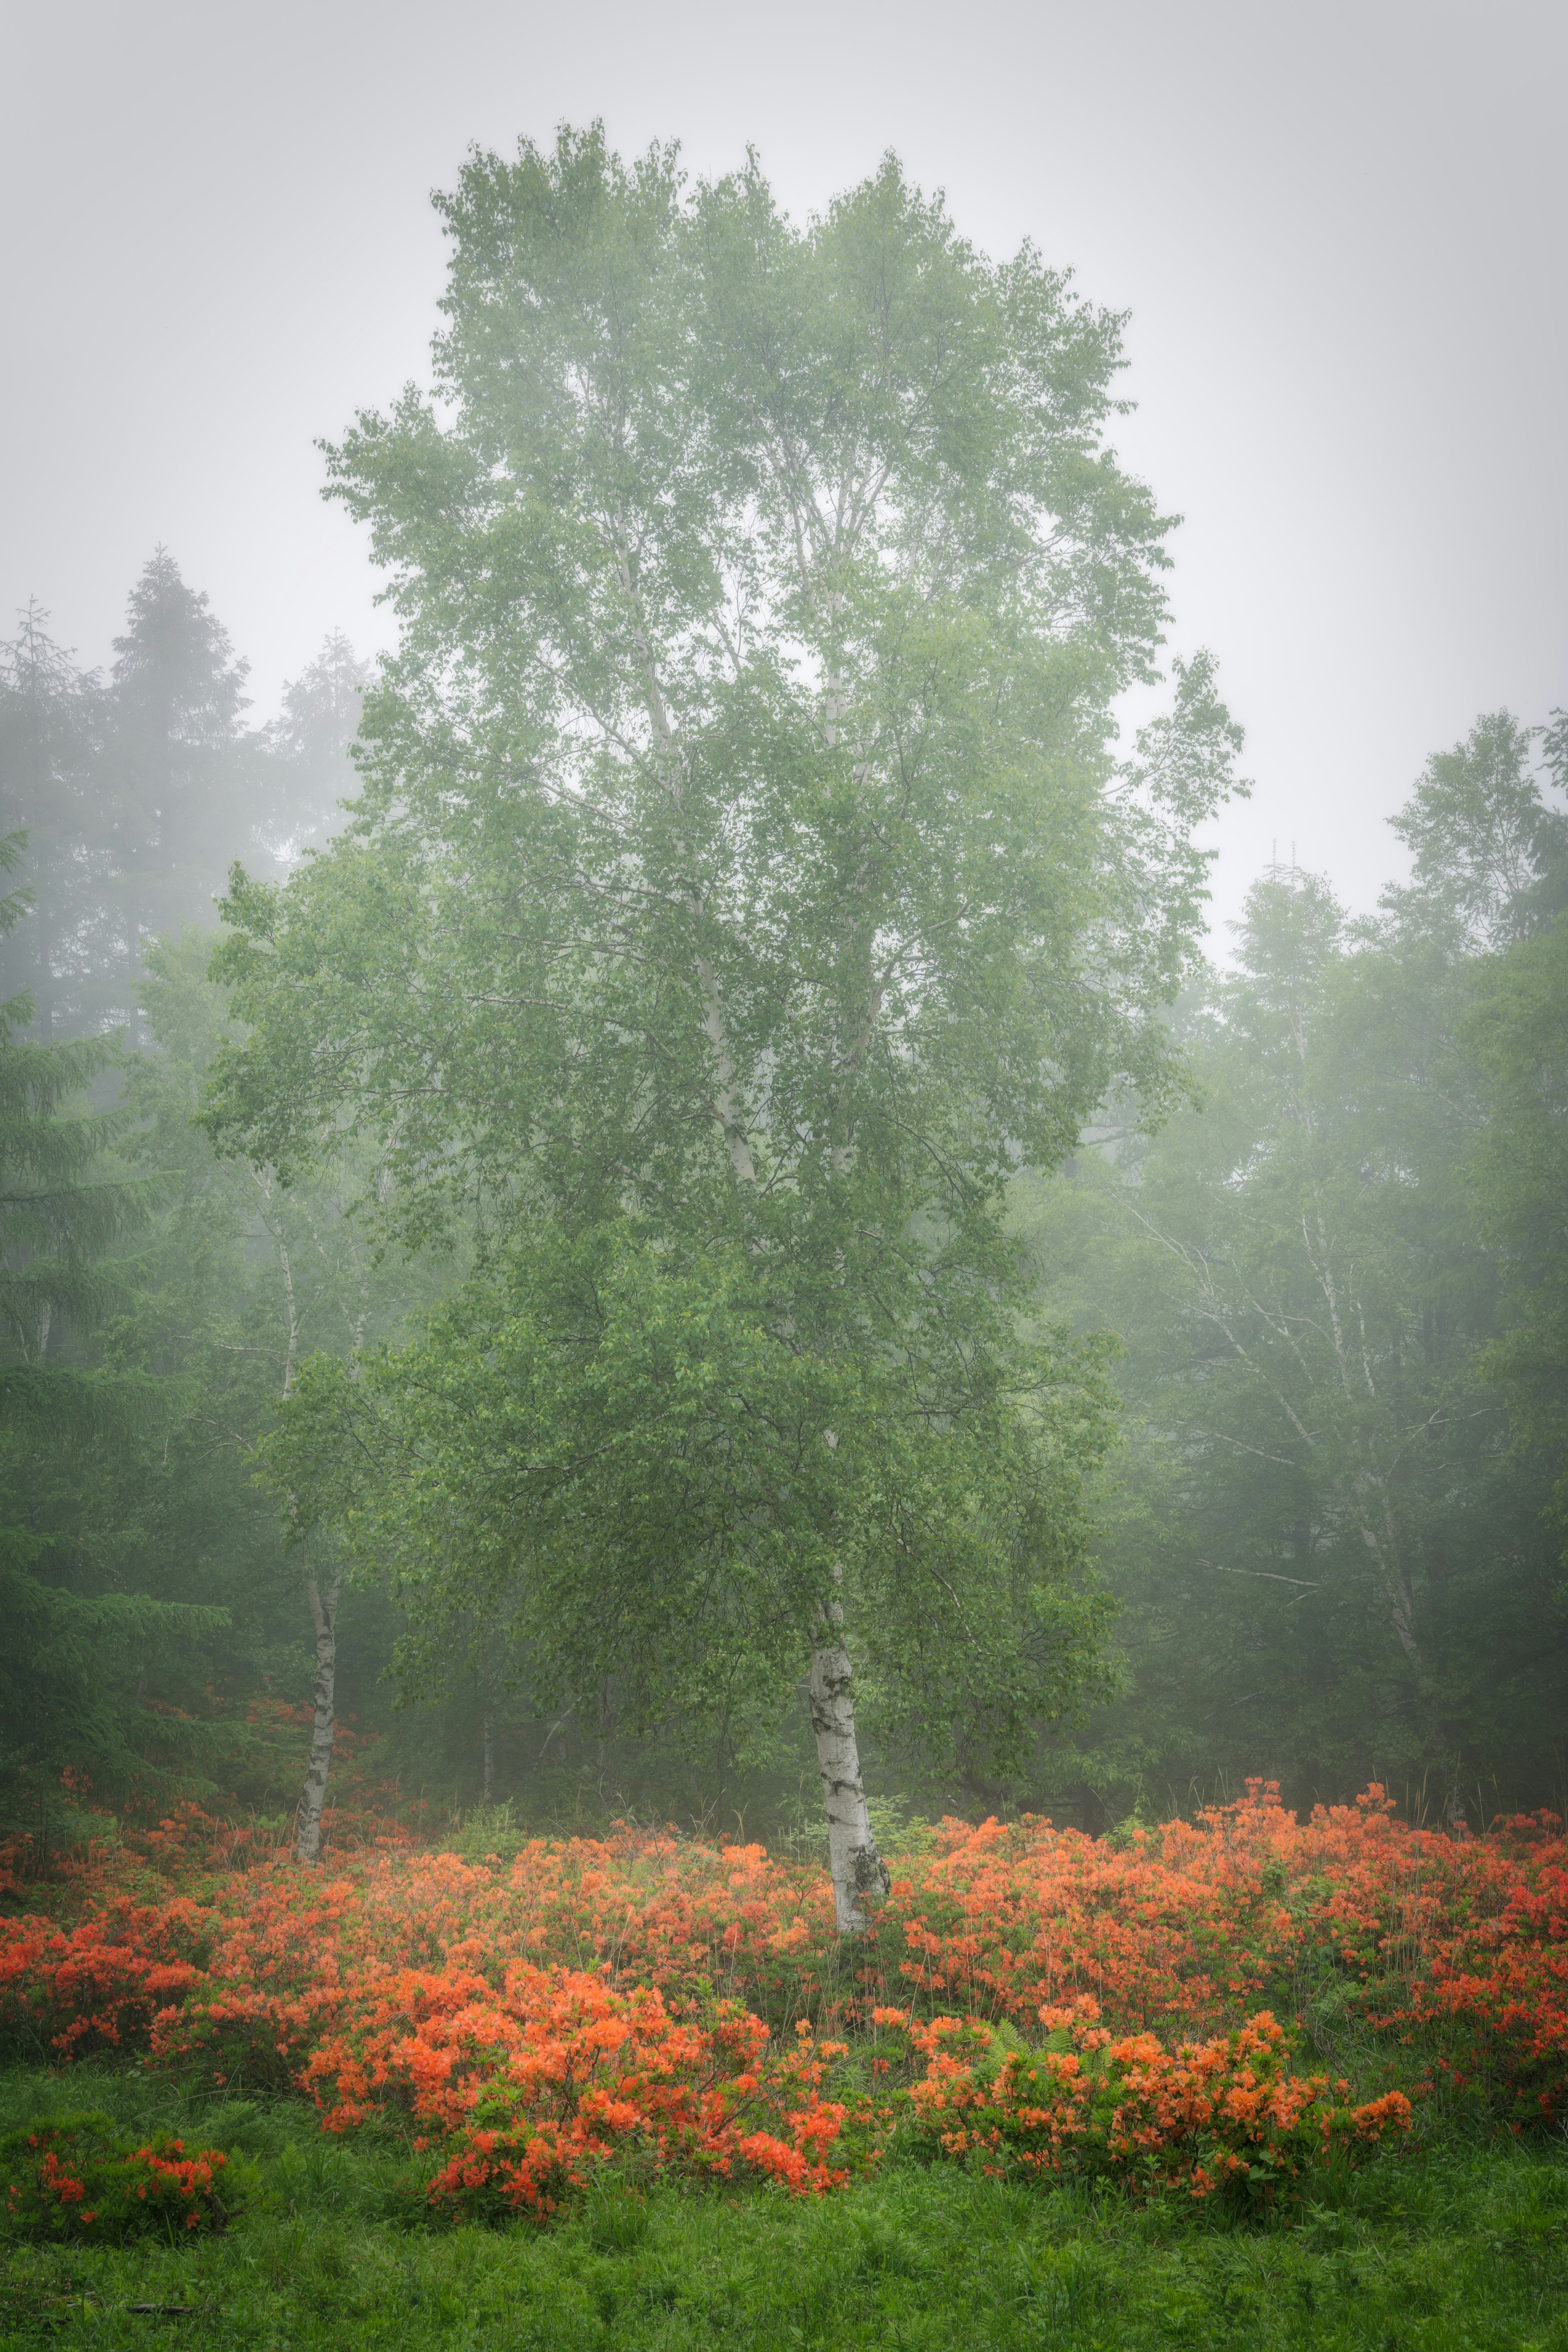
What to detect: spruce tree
<box><xmin>0</xmin><ymin>837</ymin><xmax>221</xmax><ymax>1798</ymax></box>
<box><xmin>0</xmin><ymin>605</ymin><xmax>113</xmax><ymax>1038</ymax></box>
<box><xmin>105</xmin><ymin>550</ymin><xmax>252</xmax><ymax>1040</ymax></box>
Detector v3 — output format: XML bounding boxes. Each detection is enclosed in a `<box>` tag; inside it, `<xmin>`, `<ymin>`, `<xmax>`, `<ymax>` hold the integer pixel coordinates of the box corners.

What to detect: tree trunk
<box><xmin>482</xmin><ymin>1709</ymin><xmax>496</xmax><ymax>1803</ymax></box>
<box><xmin>808</xmin><ymin>1573</ymin><xmax>887</xmax><ymax>1934</ymax></box>
<box><xmin>296</xmin><ymin>1576</ymin><xmax>341</xmax><ymax>1864</ymax></box>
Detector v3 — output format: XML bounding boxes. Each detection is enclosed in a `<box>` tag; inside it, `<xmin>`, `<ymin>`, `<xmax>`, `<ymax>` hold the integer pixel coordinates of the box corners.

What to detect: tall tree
<box><xmin>105</xmin><ymin>550</ymin><xmax>252</xmax><ymax>1040</ymax></box>
<box><xmin>1383</xmin><ymin>710</ymin><xmax>1568</xmax><ymax>949</ymax></box>
<box><xmin>1465</xmin><ymin>895</ymin><xmax>1568</xmax><ymax>1557</ymax></box>
<box><xmin>112</xmin><ymin>931</ymin><xmax>414</xmax><ymax>1854</ymax></box>
<box><xmin>0</xmin><ymin>838</ymin><xmax>222</xmax><ymax>1792</ymax></box>
<box><xmin>209</xmin><ymin>129</ymin><xmax>1243</xmax><ymax>1927</ymax></box>
<box><xmin>1018</xmin><ymin>712</ymin><xmax>1568</xmax><ymax>1815</ymax></box>
<box><xmin>254</xmin><ymin>632</ymin><xmax>372</xmax><ymax>874</ymax></box>
<box><xmin>0</xmin><ymin>606</ymin><xmax>115</xmax><ymax>1039</ymax></box>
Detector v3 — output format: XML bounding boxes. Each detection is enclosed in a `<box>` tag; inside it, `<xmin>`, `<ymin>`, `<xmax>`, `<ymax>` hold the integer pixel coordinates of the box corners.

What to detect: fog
<box><xmin>3</xmin><ymin>0</ymin><xmax>1565</xmax><ymax>936</ymax></box>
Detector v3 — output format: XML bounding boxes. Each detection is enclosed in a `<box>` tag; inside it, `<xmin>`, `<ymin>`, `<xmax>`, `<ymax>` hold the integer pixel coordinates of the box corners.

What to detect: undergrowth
<box><xmin>1</xmin><ymin>2056</ymin><xmax>1565</xmax><ymax>2348</ymax></box>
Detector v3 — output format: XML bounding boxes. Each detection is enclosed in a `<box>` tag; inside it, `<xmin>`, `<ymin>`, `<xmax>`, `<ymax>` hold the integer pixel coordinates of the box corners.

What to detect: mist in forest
<box><xmin>1</xmin><ymin>71</ymin><xmax>1565</xmax><ymax>1871</ymax></box>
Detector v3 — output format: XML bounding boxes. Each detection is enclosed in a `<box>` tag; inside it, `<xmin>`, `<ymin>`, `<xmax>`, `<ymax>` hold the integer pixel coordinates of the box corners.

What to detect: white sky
<box><xmin>4</xmin><ymin>0</ymin><xmax>1564</xmax><ymax>937</ymax></box>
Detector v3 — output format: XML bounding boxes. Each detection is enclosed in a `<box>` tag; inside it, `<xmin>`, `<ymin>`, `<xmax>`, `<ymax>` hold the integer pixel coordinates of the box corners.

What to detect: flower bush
<box><xmin>363</xmin><ymin>1981</ymin><xmax>852</xmax><ymax>2216</ymax></box>
<box><xmin>878</xmin><ymin>1786</ymin><xmax>1568</xmax><ymax>2123</ymax></box>
<box><xmin>873</xmin><ymin>2001</ymin><xmax>1410</xmax><ymax>2196</ymax></box>
<box><xmin>0</xmin><ymin>1778</ymin><xmax>1561</xmax><ymax>2216</ymax></box>
<box><xmin>1</xmin><ymin>2111</ymin><xmax>230</xmax><ymax>2242</ymax></box>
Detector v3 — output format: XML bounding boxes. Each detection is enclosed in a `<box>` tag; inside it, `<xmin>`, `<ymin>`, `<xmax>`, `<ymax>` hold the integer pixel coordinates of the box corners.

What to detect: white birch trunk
<box><xmin>295</xmin><ymin>1575</ymin><xmax>341</xmax><ymax>1864</ymax></box>
<box><xmin>617</xmin><ymin>518</ymin><xmax>888</xmax><ymax>1893</ymax></box>
<box><xmin>808</xmin><ymin>1572</ymin><xmax>887</xmax><ymax>1934</ymax></box>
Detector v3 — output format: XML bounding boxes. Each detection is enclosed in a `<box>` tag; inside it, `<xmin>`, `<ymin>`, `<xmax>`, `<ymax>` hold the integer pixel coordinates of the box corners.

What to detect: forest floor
<box><xmin>2</xmin><ymin>2055</ymin><xmax>1567</xmax><ymax>2351</ymax></box>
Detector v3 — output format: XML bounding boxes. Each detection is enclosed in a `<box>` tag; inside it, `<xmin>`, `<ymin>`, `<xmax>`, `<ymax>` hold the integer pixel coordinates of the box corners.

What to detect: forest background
<box><xmin>1</xmin><ymin>174</ymin><xmax>1565</xmax><ymax>1869</ymax></box>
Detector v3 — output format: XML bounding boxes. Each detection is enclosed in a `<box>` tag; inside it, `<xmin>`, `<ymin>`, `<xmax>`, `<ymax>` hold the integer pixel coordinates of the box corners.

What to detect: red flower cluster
<box><xmin>876</xmin><ymin>1786</ymin><xmax>1567</xmax><ymax>2120</ymax></box>
<box><xmin>320</xmin><ymin>1976</ymin><xmax>851</xmax><ymax>2213</ymax></box>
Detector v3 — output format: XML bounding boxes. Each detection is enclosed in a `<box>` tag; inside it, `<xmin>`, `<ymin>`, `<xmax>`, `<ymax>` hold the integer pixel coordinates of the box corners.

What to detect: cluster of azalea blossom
<box><xmin>0</xmin><ymin>1780</ymin><xmax>1561</xmax><ymax>2214</ymax></box>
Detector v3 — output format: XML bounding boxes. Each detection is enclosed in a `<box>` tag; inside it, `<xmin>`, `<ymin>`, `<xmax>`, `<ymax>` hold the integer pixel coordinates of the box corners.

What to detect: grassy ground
<box><xmin>2</xmin><ymin>2061</ymin><xmax>1566</xmax><ymax>2350</ymax></box>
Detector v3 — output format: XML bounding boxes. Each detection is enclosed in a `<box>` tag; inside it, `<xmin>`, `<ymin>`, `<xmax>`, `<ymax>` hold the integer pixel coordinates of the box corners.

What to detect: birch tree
<box><xmin>208</xmin><ymin>127</ymin><xmax>1243</xmax><ymax>1929</ymax></box>
<box><xmin>247</xmin><ymin>1160</ymin><xmax>372</xmax><ymax>1861</ymax></box>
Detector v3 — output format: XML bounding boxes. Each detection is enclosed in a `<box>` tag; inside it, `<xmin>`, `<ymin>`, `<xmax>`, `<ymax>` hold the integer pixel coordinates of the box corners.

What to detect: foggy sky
<box><xmin>4</xmin><ymin>0</ymin><xmax>1565</xmax><ymax>936</ymax></box>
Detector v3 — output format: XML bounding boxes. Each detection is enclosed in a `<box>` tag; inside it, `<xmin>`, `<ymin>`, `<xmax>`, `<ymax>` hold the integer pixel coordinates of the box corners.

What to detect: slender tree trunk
<box><xmin>296</xmin><ymin>1575</ymin><xmax>341</xmax><ymax>1864</ymax></box>
<box><xmin>619</xmin><ymin>532</ymin><xmax>888</xmax><ymax>1897</ymax></box>
<box><xmin>482</xmin><ymin>1709</ymin><xmax>496</xmax><ymax>1803</ymax></box>
<box><xmin>808</xmin><ymin>1570</ymin><xmax>887</xmax><ymax>1934</ymax></box>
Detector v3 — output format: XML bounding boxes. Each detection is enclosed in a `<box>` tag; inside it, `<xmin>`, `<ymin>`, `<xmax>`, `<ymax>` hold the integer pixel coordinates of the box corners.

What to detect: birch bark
<box><xmin>257</xmin><ymin>1170</ymin><xmax>372</xmax><ymax>1861</ymax></box>
<box><xmin>295</xmin><ymin>1574</ymin><xmax>341</xmax><ymax>1864</ymax></box>
<box><xmin>809</xmin><ymin>1566</ymin><xmax>887</xmax><ymax>1933</ymax></box>
<box><xmin>615</xmin><ymin>511</ymin><xmax>886</xmax><ymax>1913</ymax></box>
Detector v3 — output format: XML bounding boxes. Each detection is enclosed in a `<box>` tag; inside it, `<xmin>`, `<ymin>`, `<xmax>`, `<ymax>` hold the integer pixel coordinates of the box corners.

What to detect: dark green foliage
<box><xmin>1466</xmin><ymin>914</ymin><xmax>1568</xmax><ymax>1543</ymax></box>
<box><xmin>0</xmin><ymin>566</ymin><xmax>382</xmax><ymax>1820</ymax></box>
<box><xmin>0</xmin><ymin>608</ymin><xmax>114</xmax><ymax>1040</ymax></box>
<box><xmin>0</xmin><ymin>837</ymin><xmax>225</xmax><ymax>1795</ymax></box>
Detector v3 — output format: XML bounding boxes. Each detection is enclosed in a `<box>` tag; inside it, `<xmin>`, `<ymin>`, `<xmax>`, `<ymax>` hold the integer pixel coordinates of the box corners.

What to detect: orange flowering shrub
<box><xmin>877</xmin><ymin>1785</ymin><xmax>1568</xmax><ymax>2122</ymax></box>
<box><xmin>304</xmin><ymin>1970</ymin><xmax>849</xmax><ymax>2214</ymax></box>
<box><xmin>870</xmin><ymin>2001</ymin><xmax>1411</xmax><ymax>2197</ymax></box>
<box><xmin>1</xmin><ymin>2113</ymin><xmax>230</xmax><ymax>2242</ymax></box>
<box><xmin>1</xmin><ymin>1778</ymin><xmax>1562</xmax><ymax>2213</ymax></box>
<box><xmin>0</xmin><ymin>1894</ymin><xmax>209</xmax><ymax>2061</ymax></box>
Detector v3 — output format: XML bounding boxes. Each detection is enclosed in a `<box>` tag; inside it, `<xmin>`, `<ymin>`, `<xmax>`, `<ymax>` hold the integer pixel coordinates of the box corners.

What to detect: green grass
<box><xmin>2</xmin><ymin>2061</ymin><xmax>1566</xmax><ymax>2349</ymax></box>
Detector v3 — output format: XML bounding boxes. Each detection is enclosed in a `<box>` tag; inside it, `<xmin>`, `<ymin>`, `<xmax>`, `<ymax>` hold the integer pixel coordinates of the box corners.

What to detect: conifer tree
<box><xmin>0</xmin><ymin>605</ymin><xmax>112</xmax><ymax>1038</ymax></box>
<box><xmin>0</xmin><ymin>837</ymin><xmax>220</xmax><ymax>1793</ymax></box>
<box><xmin>105</xmin><ymin>551</ymin><xmax>252</xmax><ymax>1039</ymax></box>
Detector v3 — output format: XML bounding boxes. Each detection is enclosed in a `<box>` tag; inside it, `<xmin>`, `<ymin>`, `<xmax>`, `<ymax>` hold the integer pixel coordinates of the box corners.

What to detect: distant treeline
<box><xmin>1021</xmin><ymin>709</ymin><xmax>1568</xmax><ymax>1822</ymax></box>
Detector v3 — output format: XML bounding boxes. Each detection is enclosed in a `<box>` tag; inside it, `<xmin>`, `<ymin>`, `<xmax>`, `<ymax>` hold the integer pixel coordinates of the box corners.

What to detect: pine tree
<box><xmin>104</xmin><ymin>551</ymin><xmax>252</xmax><ymax>1040</ymax></box>
<box><xmin>0</xmin><ymin>836</ymin><xmax>221</xmax><ymax>1794</ymax></box>
<box><xmin>0</xmin><ymin>605</ymin><xmax>114</xmax><ymax>1038</ymax></box>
